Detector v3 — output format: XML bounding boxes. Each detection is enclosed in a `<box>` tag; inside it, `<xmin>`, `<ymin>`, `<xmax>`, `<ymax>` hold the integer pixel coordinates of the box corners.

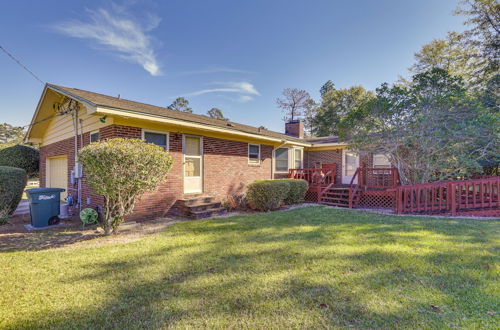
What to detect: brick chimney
<box><xmin>285</xmin><ymin>120</ymin><xmax>304</xmax><ymax>138</ymax></box>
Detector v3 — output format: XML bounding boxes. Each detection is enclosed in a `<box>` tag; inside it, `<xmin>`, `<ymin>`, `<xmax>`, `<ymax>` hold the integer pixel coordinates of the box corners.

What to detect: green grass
<box><xmin>0</xmin><ymin>207</ymin><xmax>498</xmax><ymax>329</ymax></box>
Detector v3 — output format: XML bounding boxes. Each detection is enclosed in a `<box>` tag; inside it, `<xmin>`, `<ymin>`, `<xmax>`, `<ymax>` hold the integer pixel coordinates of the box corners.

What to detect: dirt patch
<box><xmin>0</xmin><ymin>216</ymin><xmax>189</xmax><ymax>252</ymax></box>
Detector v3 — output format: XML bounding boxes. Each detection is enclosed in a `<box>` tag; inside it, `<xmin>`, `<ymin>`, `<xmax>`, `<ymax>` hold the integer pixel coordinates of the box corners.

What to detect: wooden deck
<box><xmin>289</xmin><ymin>166</ymin><xmax>500</xmax><ymax>216</ymax></box>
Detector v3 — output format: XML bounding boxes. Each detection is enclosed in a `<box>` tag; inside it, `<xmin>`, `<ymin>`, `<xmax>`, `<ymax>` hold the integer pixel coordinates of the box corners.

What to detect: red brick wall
<box><xmin>40</xmin><ymin>124</ymin><xmax>274</xmax><ymax>221</ymax></box>
<box><xmin>203</xmin><ymin>137</ymin><xmax>273</xmax><ymax>197</ymax></box>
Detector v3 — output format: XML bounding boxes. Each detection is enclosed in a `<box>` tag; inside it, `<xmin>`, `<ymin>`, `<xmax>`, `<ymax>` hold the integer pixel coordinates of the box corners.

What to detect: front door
<box><xmin>342</xmin><ymin>149</ymin><xmax>359</xmax><ymax>184</ymax></box>
<box><xmin>183</xmin><ymin>135</ymin><xmax>203</xmax><ymax>194</ymax></box>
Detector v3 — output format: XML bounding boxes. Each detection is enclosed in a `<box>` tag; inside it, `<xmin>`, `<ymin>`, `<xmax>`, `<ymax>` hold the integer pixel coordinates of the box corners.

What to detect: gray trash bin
<box><xmin>26</xmin><ymin>188</ymin><xmax>65</xmax><ymax>228</ymax></box>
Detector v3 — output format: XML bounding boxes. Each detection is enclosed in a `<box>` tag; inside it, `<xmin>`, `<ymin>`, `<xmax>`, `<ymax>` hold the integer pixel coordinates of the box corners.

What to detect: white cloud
<box><xmin>238</xmin><ymin>95</ymin><xmax>254</xmax><ymax>102</ymax></box>
<box><xmin>176</xmin><ymin>67</ymin><xmax>252</xmax><ymax>76</ymax></box>
<box><xmin>53</xmin><ymin>4</ymin><xmax>162</xmax><ymax>76</ymax></box>
<box><xmin>185</xmin><ymin>81</ymin><xmax>260</xmax><ymax>97</ymax></box>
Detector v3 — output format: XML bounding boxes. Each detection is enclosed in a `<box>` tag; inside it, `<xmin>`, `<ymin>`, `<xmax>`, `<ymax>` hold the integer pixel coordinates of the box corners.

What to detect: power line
<box><xmin>0</xmin><ymin>44</ymin><xmax>45</xmax><ymax>85</ymax></box>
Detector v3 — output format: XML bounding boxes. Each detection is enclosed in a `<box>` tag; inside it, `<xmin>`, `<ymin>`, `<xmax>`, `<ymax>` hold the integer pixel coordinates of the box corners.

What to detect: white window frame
<box><xmin>293</xmin><ymin>147</ymin><xmax>303</xmax><ymax>169</ymax></box>
<box><xmin>248</xmin><ymin>143</ymin><xmax>261</xmax><ymax>165</ymax></box>
<box><xmin>142</xmin><ymin>129</ymin><xmax>169</xmax><ymax>150</ymax></box>
<box><xmin>89</xmin><ymin>130</ymin><xmax>100</xmax><ymax>143</ymax></box>
<box><xmin>274</xmin><ymin>147</ymin><xmax>289</xmax><ymax>173</ymax></box>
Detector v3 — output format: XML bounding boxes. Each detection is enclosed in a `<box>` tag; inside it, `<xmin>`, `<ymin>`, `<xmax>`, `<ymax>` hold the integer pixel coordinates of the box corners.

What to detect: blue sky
<box><xmin>1</xmin><ymin>0</ymin><xmax>465</xmax><ymax>132</ymax></box>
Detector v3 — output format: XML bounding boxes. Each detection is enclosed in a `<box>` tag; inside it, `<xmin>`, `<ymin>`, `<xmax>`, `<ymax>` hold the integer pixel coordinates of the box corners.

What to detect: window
<box><xmin>373</xmin><ymin>154</ymin><xmax>391</xmax><ymax>168</ymax></box>
<box><xmin>90</xmin><ymin>131</ymin><xmax>100</xmax><ymax>143</ymax></box>
<box><xmin>275</xmin><ymin>148</ymin><xmax>289</xmax><ymax>172</ymax></box>
<box><xmin>248</xmin><ymin>144</ymin><xmax>260</xmax><ymax>164</ymax></box>
<box><xmin>143</xmin><ymin>130</ymin><xmax>168</xmax><ymax>150</ymax></box>
<box><xmin>294</xmin><ymin>149</ymin><xmax>303</xmax><ymax>169</ymax></box>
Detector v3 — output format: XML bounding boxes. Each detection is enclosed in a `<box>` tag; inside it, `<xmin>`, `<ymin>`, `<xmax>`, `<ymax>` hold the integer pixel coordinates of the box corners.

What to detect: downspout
<box><xmin>70</xmin><ymin>101</ymin><xmax>80</xmax><ymax>211</ymax></box>
<box><xmin>271</xmin><ymin>140</ymin><xmax>287</xmax><ymax>179</ymax></box>
<box><xmin>78</xmin><ymin>118</ymin><xmax>85</xmax><ymax>211</ymax></box>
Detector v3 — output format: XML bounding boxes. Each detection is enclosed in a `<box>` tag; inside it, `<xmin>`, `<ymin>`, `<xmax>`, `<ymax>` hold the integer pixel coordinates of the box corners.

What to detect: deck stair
<box><xmin>319</xmin><ymin>185</ymin><xmax>361</xmax><ymax>208</ymax></box>
<box><xmin>173</xmin><ymin>196</ymin><xmax>227</xmax><ymax>219</ymax></box>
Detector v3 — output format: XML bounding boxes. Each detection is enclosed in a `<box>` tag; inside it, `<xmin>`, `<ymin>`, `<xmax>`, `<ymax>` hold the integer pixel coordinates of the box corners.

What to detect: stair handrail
<box><xmin>318</xmin><ymin>181</ymin><xmax>336</xmax><ymax>202</ymax></box>
<box><xmin>349</xmin><ymin>168</ymin><xmax>360</xmax><ymax>186</ymax></box>
<box><xmin>348</xmin><ymin>184</ymin><xmax>361</xmax><ymax>208</ymax></box>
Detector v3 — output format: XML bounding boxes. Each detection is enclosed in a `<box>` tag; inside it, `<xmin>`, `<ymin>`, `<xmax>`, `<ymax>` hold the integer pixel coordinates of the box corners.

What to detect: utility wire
<box><xmin>0</xmin><ymin>44</ymin><xmax>45</xmax><ymax>85</ymax></box>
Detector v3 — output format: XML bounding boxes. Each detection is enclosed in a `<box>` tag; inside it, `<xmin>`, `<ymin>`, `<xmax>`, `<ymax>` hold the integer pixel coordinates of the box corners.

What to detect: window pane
<box><xmin>145</xmin><ymin>132</ymin><xmax>167</xmax><ymax>148</ymax></box>
<box><xmin>345</xmin><ymin>152</ymin><xmax>358</xmax><ymax>176</ymax></box>
<box><xmin>294</xmin><ymin>149</ymin><xmax>302</xmax><ymax>168</ymax></box>
<box><xmin>185</xmin><ymin>157</ymin><xmax>201</xmax><ymax>177</ymax></box>
<box><xmin>185</xmin><ymin>136</ymin><xmax>201</xmax><ymax>156</ymax></box>
<box><xmin>249</xmin><ymin>144</ymin><xmax>260</xmax><ymax>163</ymax></box>
<box><xmin>275</xmin><ymin>148</ymin><xmax>289</xmax><ymax>171</ymax></box>
<box><xmin>373</xmin><ymin>154</ymin><xmax>391</xmax><ymax>168</ymax></box>
<box><xmin>90</xmin><ymin>132</ymin><xmax>99</xmax><ymax>143</ymax></box>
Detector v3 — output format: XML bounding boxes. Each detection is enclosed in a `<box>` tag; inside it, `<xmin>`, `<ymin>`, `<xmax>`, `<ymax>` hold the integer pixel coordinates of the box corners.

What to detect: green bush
<box><xmin>0</xmin><ymin>145</ymin><xmax>39</xmax><ymax>178</ymax></box>
<box><xmin>246</xmin><ymin>180</ymin><xmax>290</xmax><ymax>211</ymax></box>
<box><xmin>0</xmin><ymin>166</ymin><xmax>27</xmax><ymax>223</ymax></box>
<box><xmin>277</xmin><ymin>179</ymin><xmax>309</xmax><ymax>204</ymax></box>
<box><xmin>78</xmin><ymin>138</ymin><xmax>173</xmax><ymax>235</ymax></box>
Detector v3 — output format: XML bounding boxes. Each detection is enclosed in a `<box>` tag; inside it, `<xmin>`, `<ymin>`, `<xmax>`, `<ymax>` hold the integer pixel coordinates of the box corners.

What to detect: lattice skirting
<box><xmin>358</xmin><ymin>190</ymin><xmax>396</xmax><ymax>209</ymax></box>
<box><xmin>305</xmin><ymin>188</ymin><xmax>319</xmax><ymax>202</ymax></box>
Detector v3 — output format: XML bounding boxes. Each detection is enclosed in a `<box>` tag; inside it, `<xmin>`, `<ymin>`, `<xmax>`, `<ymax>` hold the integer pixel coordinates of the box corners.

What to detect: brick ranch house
<box><xmin>24</xmin><ymin>84</ymin><xmax>421</xmax><ymax>220</ymax></box>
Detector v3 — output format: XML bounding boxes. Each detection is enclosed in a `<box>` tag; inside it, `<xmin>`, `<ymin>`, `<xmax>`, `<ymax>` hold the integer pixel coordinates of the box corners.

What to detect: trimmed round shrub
<box><xmin>0</xmin><ymin>145</ymin><xmax>39</xmax><ymax>178</ymax></box>
<box><xmin>78</xmin><ymin>138</ymin><xmax>173</xmax><ymax>235</ymax></box>
<box><xmin>278</xmin><ymin>179</ymin><xmax>308</xmax><ymax>204</ymax></box>
<box><xmin>0</xmin><ymin>166</ymin><xmax>27</xmax><ymax>223</ymax></box>
<box><xmin>246</xmin><ymin>180</ymin><xmax>290</xmax><ymax>211</ymax></box>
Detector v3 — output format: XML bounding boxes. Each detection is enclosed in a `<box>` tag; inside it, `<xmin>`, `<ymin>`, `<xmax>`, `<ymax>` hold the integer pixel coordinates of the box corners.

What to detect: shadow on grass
<box><xmin>4</xmin><ymin>206</ymin><xmax>499</xmax><ymax>329</ymax></box>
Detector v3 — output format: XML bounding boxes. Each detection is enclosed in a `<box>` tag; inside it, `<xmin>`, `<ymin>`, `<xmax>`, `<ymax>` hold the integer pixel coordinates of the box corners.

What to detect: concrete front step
<box><xmin>170</xmin><ymin>195</ymin><xmax>225</xmax><ymax>219</ymax></box>
<box><xmin>189</xmin><ymin>207</ymin><xmax>227</xmax><ymax>219</ymax></box>
<box><xmin>180</xmin><ymin>196</ymin><xmax>216</xmax><ymax>206</ymax></box>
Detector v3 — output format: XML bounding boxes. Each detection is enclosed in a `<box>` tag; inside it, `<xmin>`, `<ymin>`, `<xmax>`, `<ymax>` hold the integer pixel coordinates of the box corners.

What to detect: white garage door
<box><xmin>46</xmin><ymin>156</ymin><xmax>68</xmax><ymax>199</ymax></box>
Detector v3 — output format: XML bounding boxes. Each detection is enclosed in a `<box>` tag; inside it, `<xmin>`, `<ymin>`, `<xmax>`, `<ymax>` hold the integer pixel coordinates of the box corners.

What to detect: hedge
<box><xmin>277</xmin><ymin>179</ymin><xmax>309</xmax><ymax>204</ymax></box>
<box><xmin>246</xmin><ymin>179</ymin><xmax>308</xmax><ymax>211</ymax></box>
<box><xmin>0</xmin><ymin>145</ymin><xmax>39</xmax><ymax>178</ymax></box>
<box><xmin>246</xmin><ymin>180</ymin><xmax>290</xmax><ymax>211</ymax></box>
<box><xmin>0</xmin><ymin>166</ymin><xmax>27</xmax><ymax>223</ymax></box>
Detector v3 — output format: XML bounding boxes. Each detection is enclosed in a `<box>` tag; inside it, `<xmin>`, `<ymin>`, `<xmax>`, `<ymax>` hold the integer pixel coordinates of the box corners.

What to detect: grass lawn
<box><xmin>0</xmin><ymin>206</ymin><xmax>498</xmax><ymax>329</ymax></box>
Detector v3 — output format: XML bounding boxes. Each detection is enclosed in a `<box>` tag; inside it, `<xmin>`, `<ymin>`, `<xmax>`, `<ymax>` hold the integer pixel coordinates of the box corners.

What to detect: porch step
<box><xmin>170</xmin><ymin>196</ymin><xmax>226</xmax><ymax>219</ymax></box>
<box><xmin>190</xmin><ymin>207</ymin><xmax>227</xmax><ymax>219</ymax></box>
<box><xmin>318</xmin><ymin>186</ymin><xmax>361</xmax><ymax>208</ymax></box>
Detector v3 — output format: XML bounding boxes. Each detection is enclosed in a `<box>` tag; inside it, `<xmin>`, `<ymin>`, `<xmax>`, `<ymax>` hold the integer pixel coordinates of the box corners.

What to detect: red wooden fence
<box><xmin>289</xmin><ymin>166</ymin><xmax>336</xmax><ymax>186</ymax></box>
<box><xmin>395</xmin><ymin>177</ymin><xmax>500</xmax><ymax>216</ymax></box>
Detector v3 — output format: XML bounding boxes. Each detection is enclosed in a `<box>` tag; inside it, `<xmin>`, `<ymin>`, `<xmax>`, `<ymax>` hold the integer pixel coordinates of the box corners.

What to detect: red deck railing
<box><xmin>288</xmin><ymin>166</ymin><xmax>336</xmax><ymax>186</ymax></box>
<box><xmin>358</xmin><ymin>167</ymin><xmax>400</xmax><ymax>188</ymax></box>
<box><xmin>395</xmin><ymin>177</ymin><xmax>500</xmax><ymax>215</ymax></box>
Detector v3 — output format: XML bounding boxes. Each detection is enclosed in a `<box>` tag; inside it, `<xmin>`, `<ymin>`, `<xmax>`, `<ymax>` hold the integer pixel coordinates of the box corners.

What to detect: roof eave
<box><xmin>95</xmin><ymin>105</ymin><xmax>312</xmax><ymax>146</ymax></box>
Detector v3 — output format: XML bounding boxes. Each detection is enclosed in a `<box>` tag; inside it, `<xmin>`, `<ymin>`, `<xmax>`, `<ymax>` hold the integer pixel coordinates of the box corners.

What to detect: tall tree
<box><xmin>207</xmin><ymin>107</ymin><xmax>228</xmax><ymax>121</ymax></box>
<box><xmin>320</xmin><ymin>80</ymin><xmax>335</xmax><ymax>96</ymax></box>
<box><xmin>347</xmin><ymin>69</ymin><xmax>499</xmax><ymax>184</ymax></box>
<box><xmin>456</xmin><ymin>0</ymin><xmax>499</xmax><ymax>75</ymax></box>
<box><xmin>0</xmin><ymin>123</ymin><xmax>24</xmax><ymax>147</ymax></box>
<box><xmin>311</xmin><ymin>86</ymin><xmax>374</xmax><ymax>137</ymax></box>
<box><xmin>168</xmin><ymin>97</ymin><xmax>193</xmax><ymax>113</ymax></box>
<box><xmin>276</xmin><ymin>88</ymin><xmax>313</xmax><ymax>121</ymax></box>
<box><xmin>411</xmin><ymin>32</ymin><xmax>486</xmax><ymax>88</ymax></box>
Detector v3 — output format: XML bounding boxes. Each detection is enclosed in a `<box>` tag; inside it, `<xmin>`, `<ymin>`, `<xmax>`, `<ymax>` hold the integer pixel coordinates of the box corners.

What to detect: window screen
<box><xmin>90</xmin><ymin>131</ymin><xmax>100</xmax><ymax>143</ymax></box>
<box><xmin>294</xmin><ymin>149</ymin><xmax>302</xmax><ymax>168</ymax></box>
<box><xmin>275</xmin><ymin>148</ymin><xmax>289</xmax><ymax>172</ymax></box>
<box><xmin>144</xmin><ymin>132</ymin><xmax>168</xmax><ymax>149</ymax></box>
<box><xmin>248</xmin><ymin>144</ymin><xmax>260</xmax><ymax>163</ymax></box>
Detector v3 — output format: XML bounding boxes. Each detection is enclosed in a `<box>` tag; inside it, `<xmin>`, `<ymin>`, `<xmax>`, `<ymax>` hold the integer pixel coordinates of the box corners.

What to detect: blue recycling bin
<box><xmin>26</xmin><ymin>188</ymin><xmax>65</xmax><ymax>228</ymax></box>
